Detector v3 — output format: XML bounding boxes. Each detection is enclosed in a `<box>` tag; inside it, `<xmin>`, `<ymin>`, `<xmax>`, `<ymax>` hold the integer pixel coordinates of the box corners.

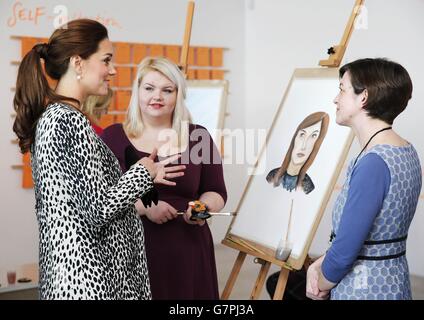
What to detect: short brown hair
<box><xmin>339</xmin><ymin>58</ymin><xmax>412</xmax><ymax>125</ymax></box>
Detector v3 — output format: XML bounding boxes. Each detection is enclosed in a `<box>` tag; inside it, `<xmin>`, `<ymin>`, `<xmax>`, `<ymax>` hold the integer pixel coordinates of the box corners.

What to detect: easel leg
<box><xmin>272</xmin><ymin>267</ymin><xmax>290</xmax><ymax>300</ymax></box>
<box><xmin>220</xmin><ymin>251</ymin><xmax>246</xmax><ymax>300</ymax></box>
<box><xmin>303</xmin><ymin>254</ymin><xmax>312</xmax><ymax>269</ymax></box>
<box><xmin>250</xmin><ymin>259</ymin><xmax>271</xmax><ymax>299</ymax></box>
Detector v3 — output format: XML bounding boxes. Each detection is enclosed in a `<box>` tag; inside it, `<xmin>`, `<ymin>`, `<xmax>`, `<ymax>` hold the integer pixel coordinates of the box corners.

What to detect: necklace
<box><xmin>353</xmin><ymin>126</ymin><xmax>392</xmax><ymax>167</ymax></box>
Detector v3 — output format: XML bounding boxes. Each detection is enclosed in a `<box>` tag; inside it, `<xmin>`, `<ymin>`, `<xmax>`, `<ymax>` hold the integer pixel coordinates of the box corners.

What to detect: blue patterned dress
<box><xmin>327</xmin><ymin>144</ymin><xmax>422</xmax><ymax>300</ymax></box>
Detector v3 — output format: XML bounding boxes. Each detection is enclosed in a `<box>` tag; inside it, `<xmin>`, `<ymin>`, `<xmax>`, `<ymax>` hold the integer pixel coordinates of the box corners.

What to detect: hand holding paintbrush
<box><xmin>179</xmin><ymin>200</ymin><xmax>236</xmax><ymax>225</ymax></box>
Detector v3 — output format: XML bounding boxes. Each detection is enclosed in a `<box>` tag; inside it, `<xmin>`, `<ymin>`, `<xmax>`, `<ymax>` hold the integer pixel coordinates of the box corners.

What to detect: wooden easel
<box><xmin>221</xmin><ymin>236</ymin><xmax>294</xmax><ymax>300</ymax></box>
<box><xmin>319</xmin><ymin>0</ymin><xmax>365</xmax><ymax>67</ymax></box>
<box><xmin>179</xmin><ymin>0</ymin><xmax>195</xmax><ymax>75</ymax></box>
<box><xmin>220</xmin><ymin>0</ymin><xmax>365</xmax><ymax>300</ymax></box>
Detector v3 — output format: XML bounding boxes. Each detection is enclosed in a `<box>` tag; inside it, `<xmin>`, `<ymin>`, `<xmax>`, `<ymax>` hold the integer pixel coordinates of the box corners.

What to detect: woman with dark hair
<box><xmin>306</xmin><ymin>58</ymin><xmax>422</xmax><ymax>300</ymax></box>
<box><xmin>13</xmin><ymin>19</ymin><xmax>184</xmax><ymax>300</ymax></box>
<box><xmin>266</xmin><ymin>112</ymin><xmax>329</xmax><ymax>194</ymax></box>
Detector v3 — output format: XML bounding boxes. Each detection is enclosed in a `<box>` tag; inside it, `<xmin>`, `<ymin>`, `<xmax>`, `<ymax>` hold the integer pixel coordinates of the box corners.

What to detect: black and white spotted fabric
<box><xmin>31</xmin><ymin>102</ymin><xmax>152</xmax><ymax>300</ymax></box>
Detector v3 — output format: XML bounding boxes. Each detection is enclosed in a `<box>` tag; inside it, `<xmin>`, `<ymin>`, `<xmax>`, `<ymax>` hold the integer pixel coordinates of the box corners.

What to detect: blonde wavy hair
<box><xmin>82</xmin><ymin>88</ymin><xmax>113</xmax><ymax>123</ymax></box>
<box><xmin>124</xmin><ymin>56</ymin><xmax>192</xmax><ymax>151</ymax></box>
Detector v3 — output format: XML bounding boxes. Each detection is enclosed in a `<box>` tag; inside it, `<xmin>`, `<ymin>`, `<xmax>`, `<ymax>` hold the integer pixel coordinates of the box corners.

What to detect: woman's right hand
<box><xmin>138</xmin><ymin>148</ymin><xmax>185</xmax><ymax>186</ymax></box>
<box><xmin>306</xmin><ymin>256</ymin><xmax>330</xmax><ymax>300</ymax></box>
<box><xmin>144</xmin><ymin>200</ymin><xmax>178</xmax><ymax>224</ymax></box>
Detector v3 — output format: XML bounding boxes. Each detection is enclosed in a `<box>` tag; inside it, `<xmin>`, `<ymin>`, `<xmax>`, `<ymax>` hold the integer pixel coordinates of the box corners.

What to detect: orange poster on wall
<box><xmin>131</xmin><ymin>67</ymin><xmax>138</xmax><ymax>82</ymax></box>
<box><xmin>115</xmin><ymin>113</ymin><xmax>126</xmax><ymax>124</ymax></box>
<box><xmin>187</xmin><ymin>69</ymin><xmax>196</xmax><ymax>80</ymax></box>
<box><xmin>211</xmin><ymin>69</ymin><xmax>225</xmax><ymax>80</ymax></box>
<box><xmin>197</xmin><ymin>69</ymin><xmax>211</xmax><ymax>80</ymax></box>
<box><xmin>188</xmin><ymin>47</ymin><xmax>195</xmax><ymax>66</ymax></box>
<box><xmin>22</xmin><ymin>152</ymin><xmax>31</xmax><ymax>165</ymax></box>
<box><xmin>114</xmin><ymin>67</ymin><xmax>132</xmax><ymax>87</ymax></box>
<box><xmin>99</xmin><ymin>114</ymin><xmax>116</xmax><ymax>129</ymax></box>
<box><xmin>211</xmin><ymin>48</ymin><xmax>223</xmax><ymax>67</ymax></box>
<box><xmin>133</xmin><ymin>44</ymin><xmax>147</xmax><ymax>64</ymax></box>
<box><xmin>165</xmin><ymin>45</ymin><xmax>180</xmax><ymax>64</ymax></box>
<box><xmin>21</xmin><ymin>37</ymin><xmax>39</xmax><ymax>57</ymax></box>
<box><xmin>114</xmin><ymin>42</ymin><xmax>131</xmax><ymax>64</ymax></box>
<box><xmin>150</xmin><ymin>44</ymin><xmax>164</xmax><ymax>57</ymax></box>
<box><xmin>22</xmin><ymin>165</ymin><xmax>33</xmax><ymax>189</ymax></box>
<box><xmin>196</xmin><ymin>47</ymin><xmax>210</xmax><ymax>66</ymax></box>
<box><xmin>115</xmin><ymin>90</ymin><xmax>131</xmax><ymax>111</ymax></box>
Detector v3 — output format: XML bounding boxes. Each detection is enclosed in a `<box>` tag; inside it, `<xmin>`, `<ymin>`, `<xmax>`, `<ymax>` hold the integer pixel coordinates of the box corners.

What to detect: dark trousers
<box><xmin>266</xmin><ymin>268</ymin><xmax>310</xmax><ymax>300</ymax></box>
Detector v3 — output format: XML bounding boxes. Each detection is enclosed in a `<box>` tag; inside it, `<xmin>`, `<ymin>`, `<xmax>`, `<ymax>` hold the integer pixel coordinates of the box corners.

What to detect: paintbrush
<box><xmin>177</xmin><ymin>212</ymin><xmax>236</xmax><ymax>216</ymax></box>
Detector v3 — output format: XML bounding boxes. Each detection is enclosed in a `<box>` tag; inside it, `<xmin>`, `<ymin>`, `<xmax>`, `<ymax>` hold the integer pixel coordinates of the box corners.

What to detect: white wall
<box><xmin>0</xmin><ymin>0</ymin><xmax>246</xmax><ymax>276</ymax></box>
<box><xmin>1</xmin><ymin>0</ymin><xmax>423</xmax><ymax>280</ymax></box>
<box><xmin>244</xmin><ymin>0</ymin><xmax>424</xmax><ymax>276</ymax></box>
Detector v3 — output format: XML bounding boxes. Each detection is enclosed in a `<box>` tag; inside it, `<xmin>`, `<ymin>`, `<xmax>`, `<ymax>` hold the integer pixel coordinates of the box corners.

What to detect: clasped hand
<box><xmin>306</xmin><ymin>258</ymin><xmax>330</xmax><ymax>300</ymax></box>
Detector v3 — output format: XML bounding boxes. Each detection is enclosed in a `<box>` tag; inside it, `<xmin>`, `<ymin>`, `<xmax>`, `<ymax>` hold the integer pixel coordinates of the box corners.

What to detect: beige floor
<box><xmin>215</xmin><ymin>243</ymin><xmax>424</xmax><ymax>300</ymax></box>
<box><xmin>1</xmin><ymin>244</ymin><xmax>423</xmax><ymax>299</ymax></box>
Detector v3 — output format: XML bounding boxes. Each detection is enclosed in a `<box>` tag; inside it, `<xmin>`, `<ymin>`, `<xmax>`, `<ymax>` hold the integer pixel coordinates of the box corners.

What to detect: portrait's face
<box><xmin>291</xmin><ymin>120</ymin><xmax>322</xmax><ymax>166</ymax></box>
<box><xmin>138</xmin><ymin>70</ymin><xmax>177</xmax><ymax>120</ymax></box>
<box><xmin>333</xmin><ymin>71</ymin><xmax>364</xmax><ymax>126</ymax></box>
<box><xmin>80</xmin><ymin>38</ymin><xmax>116</xmax><ymax>96</ymax></box>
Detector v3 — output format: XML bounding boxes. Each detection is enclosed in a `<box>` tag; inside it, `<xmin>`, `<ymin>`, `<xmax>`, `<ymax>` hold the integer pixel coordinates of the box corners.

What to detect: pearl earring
<box><xmin>77</xmin><ymin>75</ymin><xmax>82</xmax><ymax>80</ymax></box>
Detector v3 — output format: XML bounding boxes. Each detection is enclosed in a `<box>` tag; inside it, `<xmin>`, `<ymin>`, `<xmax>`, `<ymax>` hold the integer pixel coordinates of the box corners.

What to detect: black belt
<box><xmin>357</xmin><ymin>251</ymin><xmax>406</xmax><ymax>261</ymax></box>
<box><xmin>329</xmin><ymin>232</ymin><xmax>408</xmax><ymax>261</ymax></box>
<box><xmin>363</xmin><ymin>235</ymin><xmax>408</xmax><ymax>245</ymax></box>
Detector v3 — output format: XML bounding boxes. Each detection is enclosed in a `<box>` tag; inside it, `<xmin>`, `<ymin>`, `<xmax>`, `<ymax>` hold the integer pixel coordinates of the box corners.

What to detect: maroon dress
<box><xmin>101</xmin><ymin>123</ymin><xmax>227</xmax><ymax>299</ymax></box>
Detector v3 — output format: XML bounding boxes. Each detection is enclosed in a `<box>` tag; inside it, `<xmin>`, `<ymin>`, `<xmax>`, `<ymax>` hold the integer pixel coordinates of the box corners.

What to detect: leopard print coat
<box><xmin>31</xmin><ymin>103</ymin><xmax>152</xmax><ymax>300</ymax></box>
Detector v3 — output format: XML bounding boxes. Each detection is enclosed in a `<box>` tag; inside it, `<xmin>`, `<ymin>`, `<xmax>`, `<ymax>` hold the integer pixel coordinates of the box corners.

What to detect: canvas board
<box><xmin>227</xmin><ymin>68</ymin><xmax>354</xmax><ymax>269</ymax></box>
<box><xmin>186</xmin><ymin>80</ymin><xmax>229</xmax><ymax>151</ymax></box>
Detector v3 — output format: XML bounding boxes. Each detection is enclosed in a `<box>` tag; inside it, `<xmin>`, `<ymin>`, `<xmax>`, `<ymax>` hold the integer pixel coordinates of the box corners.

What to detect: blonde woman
<box><xmin>101</xmin><ymin>57</ymin><xmax>227</xmax><ymax>299</ymax></box>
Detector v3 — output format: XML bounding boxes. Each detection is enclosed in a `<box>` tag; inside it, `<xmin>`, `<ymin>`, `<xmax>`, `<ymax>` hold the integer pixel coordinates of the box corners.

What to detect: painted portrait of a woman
<box><xmin>266</xmin><ymin>111</ymin><xmax>329</xmax><ymax>194</ymax></box>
